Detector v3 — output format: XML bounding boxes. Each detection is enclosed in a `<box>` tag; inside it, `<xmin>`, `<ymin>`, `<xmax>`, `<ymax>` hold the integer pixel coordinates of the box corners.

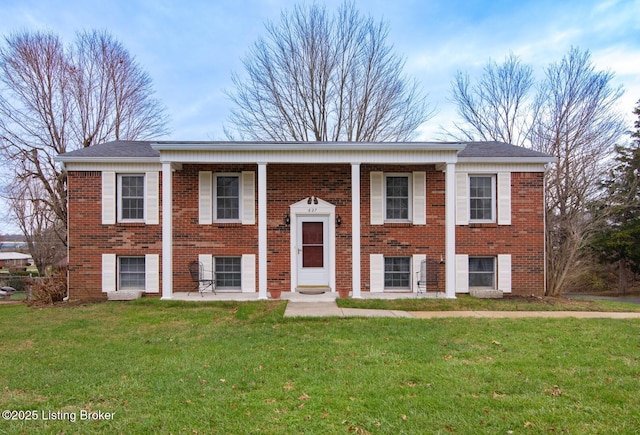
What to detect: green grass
<box><xmin>1</xmin><ymin>299</ymin><xmax>639</xmax><ymax>434</ymax></box>
<box><xmin>336</xmin><ymin>294</ymin><xmax>640</xmax><ymax>312</ymax></box>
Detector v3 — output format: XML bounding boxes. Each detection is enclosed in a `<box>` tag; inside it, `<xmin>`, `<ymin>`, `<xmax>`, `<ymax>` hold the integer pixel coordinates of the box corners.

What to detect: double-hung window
<box><xmin>385</xmin><ymin>174</ymin><xmax>411</xmax><ymax>221</ymax></box>
<box><xmin>469</xmin><ymin>257</ymin><xmax>495</xmax><ymax>288</ymax></box>
<box><xmin>215</xmin><ymin>257</ymin><xmax>242</xmax><ymax>289</ymax></box>
<box><xmin>215</xmin><ymin>175</ymin><xmax>240</xmax><ymax>220</ymax></box>
<box><xmin>118</xmin><ymin>174</ymin><xmax>145</xmax><ymax>221</ymax></box>
<box><xmin>469</xmin><ymin>175</ymin><xmax>495</xmax><ymax>222</ymax></box>
<box><xmin>118</xmin><ymin>257</ymin><xmax>146</xmax><ymax>290</ymax></box>
<box><xmin>384</xmin><ymin>257</ymin><xmax>411</xmax><ymax>289</ymax></box>
<box><xmin>199</xmin><ymin>171</ymin><xmax>255</xmax><ymax>225</ymax></box>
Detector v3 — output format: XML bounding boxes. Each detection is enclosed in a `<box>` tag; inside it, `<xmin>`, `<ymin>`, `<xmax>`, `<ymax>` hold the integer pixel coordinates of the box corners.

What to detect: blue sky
<box><xmin>0</xmin><ymin>0</ymin><xmax>639</xmax><ymax>232</ymax></box>
<box><xmin>2</xmin><ymin>0</ymin><xmax>638</xmax><ymax>139</ymax></box>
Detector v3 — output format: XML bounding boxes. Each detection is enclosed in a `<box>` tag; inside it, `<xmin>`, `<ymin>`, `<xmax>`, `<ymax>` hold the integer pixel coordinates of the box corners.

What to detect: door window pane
<box><xmin>302</xmin><ymin>222</ymin><xmax>323</xmax><ymax>267</ymax></box>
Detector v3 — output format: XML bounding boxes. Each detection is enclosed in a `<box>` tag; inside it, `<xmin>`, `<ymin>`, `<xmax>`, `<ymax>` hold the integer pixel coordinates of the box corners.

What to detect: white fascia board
<box><xmin>457</xmin><ymin>157</ymin><xmax>557</xmax><ymax>164</ymax></box>
<box><xmin>456</xmin><ymin>162</ymin><xmax>551</xmax><ymax>173</ymax></box>
<box><xmin>62</xmin><ymin>161</ymin><xmax>162</xmax><ymax>172</ymax></box>
<box><xmin>150</xmin><ymin>141</ymin><xmax>468</xmax><ymax>153</ymax></box>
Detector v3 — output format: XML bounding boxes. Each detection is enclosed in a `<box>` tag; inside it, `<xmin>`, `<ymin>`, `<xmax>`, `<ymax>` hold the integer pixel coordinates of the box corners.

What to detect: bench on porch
<box><xmin>416</xmin><ymin>258</ymin><xmax>439</xmax><ymax>296</ymax></box>
<box><xmin>189</xmin><ymin>261</ymin><xmax>215</xmax><ymax>296</ymax></box>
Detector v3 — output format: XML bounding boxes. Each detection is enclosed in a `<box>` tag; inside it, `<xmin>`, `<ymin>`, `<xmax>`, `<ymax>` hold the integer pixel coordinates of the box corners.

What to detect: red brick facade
<box><xmin>67</xmin><ymin>162</ymin><xmax>546</xmax><ymax>300</ymax></box>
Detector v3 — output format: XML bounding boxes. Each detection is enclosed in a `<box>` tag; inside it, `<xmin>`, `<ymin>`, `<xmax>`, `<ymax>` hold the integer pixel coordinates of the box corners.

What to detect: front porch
<box><xmin>169</xmin><ymin>290</ymin><xmax>445</xmax><ymax>302</ymax></box>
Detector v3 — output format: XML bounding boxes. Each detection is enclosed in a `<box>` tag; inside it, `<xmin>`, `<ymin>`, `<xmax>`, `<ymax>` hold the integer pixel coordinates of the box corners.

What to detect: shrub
<box><xmin>29</xmin><ymin>271</ymin><xmax>67</xmax><ymax>305</ymax></box>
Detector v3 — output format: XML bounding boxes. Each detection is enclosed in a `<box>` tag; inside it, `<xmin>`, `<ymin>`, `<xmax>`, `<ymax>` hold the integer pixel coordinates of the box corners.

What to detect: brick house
<box><xmin>56</xmin><ymin>140</ymin><xmax>554</xmax><ymax>301</ymax></box>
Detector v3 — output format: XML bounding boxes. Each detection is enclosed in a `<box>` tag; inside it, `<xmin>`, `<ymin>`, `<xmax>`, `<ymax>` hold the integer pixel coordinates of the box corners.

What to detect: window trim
<box><xmin>468</xmin><ymin>256</ymin><xmax>496</xmax><ymax>289</ymax></box>
<box><xmin>213</xmin><ymin>173</ymin><xmax>241</xmax><ymax>222</ymax></box>
<box><xmin>117</xmin><ymin>174</ymin><xmax>145</xmax><ymax>223</ymax></box>
<box><xmin>469</xmin><ymin>175</ymin><xmax>496</xmax><ymax>223</ymax></box>
<box><xmin>384</xmin><ymin>173</ymin><xmax>412</xmax><ymax>222</ymax></box>
<box><xmin>214</xmin><ymin>256</ymin><xmax>242</xmax><ymax>290</ymax></box>
<box><xmin>117</xmin><ymin>256</ymin><xmax>146</xmax><ymax>291</ymax></box>
<box><xmin>383</xmin><ymin>256</ymin><xmax>411</xmax><ymax>290</ymax></box>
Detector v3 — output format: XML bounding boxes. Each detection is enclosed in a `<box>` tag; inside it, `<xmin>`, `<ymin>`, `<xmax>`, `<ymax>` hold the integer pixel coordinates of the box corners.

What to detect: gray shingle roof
<box><xmin>58</xmin><ymin>140</ymin><xmax>159</xmax><ymax>159</ymax></box>
<box><xmin>458</xmin><ymin>141</ymin><xmax>552</xmax><ymax>159</ymax></box>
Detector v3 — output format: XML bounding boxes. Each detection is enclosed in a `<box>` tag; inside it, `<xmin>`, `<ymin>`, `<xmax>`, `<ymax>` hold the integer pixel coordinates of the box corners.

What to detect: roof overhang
<box><xmin>149</xmin><ymin>141</ymin><xmax>466</xmax><ymax>165</ymax></box>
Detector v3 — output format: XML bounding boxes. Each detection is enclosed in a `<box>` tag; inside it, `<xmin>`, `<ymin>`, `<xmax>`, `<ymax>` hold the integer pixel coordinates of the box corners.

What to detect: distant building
<box><xmin>0</xmin><ymin>252</ymin><xmax>33</xmax><ymax>268</ymax></box>
<box><xmin>0</xmin><ymin>241</ymin><xmax>28</xmax><ymax>251</ymax></box>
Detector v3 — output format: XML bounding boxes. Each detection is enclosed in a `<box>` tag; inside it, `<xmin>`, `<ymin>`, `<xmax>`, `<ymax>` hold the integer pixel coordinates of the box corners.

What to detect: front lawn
<box><xmin>1</xmin><ymin>299</ymin><xmax>639</xmax><ymax>433</ymax></box>
<box><xmin>337</xmin><ymin>294</ymin><xmax>640</xmax><ymax>312</ymax></box>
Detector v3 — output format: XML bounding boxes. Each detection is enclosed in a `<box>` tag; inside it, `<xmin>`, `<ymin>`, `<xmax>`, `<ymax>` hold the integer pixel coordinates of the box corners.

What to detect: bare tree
<box><xmin>8</xmin><ymin>179</ymin><xmax>65</xmax><ymax>276</ymax></box>
<box><xmin>531</xmin><ymin>48</ymin><xmax>625</xmax><ymax>295</ymax></box>
<box><xmin>0</xmin><ymin>30</ymin><xmax>169</xmax><ymax>272</ymax></box>
<box><xmin>448</xmin><ymin>48</ymin><xmax>625</xmax><ymax>296</ymax></box>
<box><xmin>448</xmin><ymin>53</ymin><xmax>535</xmax><ymax>146</ymax></box>
<box><xmin>226</xmin><ymin>1</ymin><xmax>432</xmax><ymax>141</ymax></box>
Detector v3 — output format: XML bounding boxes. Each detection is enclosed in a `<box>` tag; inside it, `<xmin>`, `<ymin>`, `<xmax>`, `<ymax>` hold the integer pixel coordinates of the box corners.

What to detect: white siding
<box><xmin>145</xmin><ymin>254</ymin><xmax>160</xmax><ymax>293</ymax></box>
<box><xmin>455</xmin><ymin>254</ymin><xmax>469</xmax><ymax>293</ymax></box>
<box><xmin>455</xmin><ymin>172</ymin><xmax>468</xmax><ymax>225</ymax></box>
<box><xmin>369</xmin><ymin>254</ymin><xmax>384</xmax><ymax>292</ymax></box>
<box><xmin>198</xmin><ymin>171</ymin><xmax>212</xmax><ymax>225</ymax></box>
<box><xmin>102</xmin><ymin>172</ymin><xmax>116</xmax><ymax>225</ymax></box>
<box><xmin>102</xmin><ymin>254</ymin><xmax>116</xmax><ymax>292</ymax></box>
<box><xmin>370</xmin><ymin>172</ymin><xmax>384</xmax><ymax>225</ymax></box>
<box><xmin>497</xmin><ymin>172</ymin><xmax>511</xmax><ymax>225</ymax></box>
<box><xmin>241</xmin><ymin>171</ymin><xmax>255</xmax><ymax>225</ymax></box>
<box><xmin>412</xmin><ymin>171</ymin><xmax>426</xmax><ymax>225</ymax></box>
<box><xmin>241</xmin><ymin>254</ymin><xmax>256</xmax><ymax>293</ymax></box>
<box><xmin>145</xmin><ymin>171</ymin><xmax>159</xmax><ymax>225</ymax></box>
<box><xmin>498</xmin><ymin>254</ymin><xmax>512</xmax><ymax>293</ymax></box>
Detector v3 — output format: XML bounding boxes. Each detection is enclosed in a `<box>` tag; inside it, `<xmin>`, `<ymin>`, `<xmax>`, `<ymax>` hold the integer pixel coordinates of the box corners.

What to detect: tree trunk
<box><xmin>619</xmin><ymin>258</ymin><xmax>628</xmax><ymax>295</ymax></box>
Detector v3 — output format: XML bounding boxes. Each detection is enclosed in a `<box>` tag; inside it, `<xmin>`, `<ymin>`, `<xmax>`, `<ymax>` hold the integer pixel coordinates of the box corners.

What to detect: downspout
<box><xmin>61</xmin><ymin>161</ymin><xmax>70</xmax><ymax>302</ymax></box>
<box><xmin>543</xmin><ymin>163</ymin><xmax>550</xmax><ymax>296</ymax></box>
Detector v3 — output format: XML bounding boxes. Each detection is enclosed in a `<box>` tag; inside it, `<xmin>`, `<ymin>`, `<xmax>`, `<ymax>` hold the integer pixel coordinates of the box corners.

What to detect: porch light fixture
<box><xmin>284</xmin><ymin>214</ymin><xmax>290</xmax><ymax>225</ymax></box>
<box><xmin>336</xmin><ymin>215</ymin><xmax>342</xmax><ymax>226</ymax></box>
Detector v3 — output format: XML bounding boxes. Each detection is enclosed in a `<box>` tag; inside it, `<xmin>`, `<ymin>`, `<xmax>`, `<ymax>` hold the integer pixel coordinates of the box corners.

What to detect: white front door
<box><xmin>297</xmin><ymin>216</ymin><xmax>330</xmax><ymax>287</ymax></box>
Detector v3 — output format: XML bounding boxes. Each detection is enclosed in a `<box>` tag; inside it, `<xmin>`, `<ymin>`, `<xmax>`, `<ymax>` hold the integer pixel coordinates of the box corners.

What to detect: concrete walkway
<box><xmin>284</xmin><ymin>301</ymin><xmax>640</xmax><ymax>319</ymax></box>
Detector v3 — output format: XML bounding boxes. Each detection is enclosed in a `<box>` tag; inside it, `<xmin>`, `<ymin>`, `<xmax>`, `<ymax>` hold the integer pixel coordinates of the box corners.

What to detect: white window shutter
<box><xmin>370</xmin><ymin>254</ymin><xmax>384</xmax><ymax>292</ymax></box>
<box><xmin>102</xmin><ymin>254</ymin><xmax>116</xmax><ymax>292</ymax></box>
<box><xmin>198</xmin><ymin>254</ymin><xmax>213</xmax><ymax>291</ymax></box>
<box><xmin>241</xmin><ymin>254</ymin><xmax>256</xmax><ymax>293</ymax></box>
<box><xmin>145</xmin><ymin>254</ymin><xmax>159</xmax><ymax>293</ymax></box>
<box><xmin>412</xmin><ymin>254</ymin><xmax>426</xmax><ymax>293</ymax></box>
<box><xmin>241</xmin><ymin>171</ymin><xmax>255</xmax><ymax>225</ymax></box>
<box><xmin>412</xmin><ymin>172</ymin><xmax>426</xmax><ymax>225</ymax></box>
<box><xmin>145</xmin><ymin>172</ymin><xmax>159</xmax><ymax>225</ymax></box>
<box><xmin>102</xmin><ymin>172</ymin><xmax>116</xmax><ymax>225</ymax></box>
<box><xmin>455</xmin><ymin>172</ymin><xmax>468</xmax><ymax>225</ymax></box>
<box><xmin>199</xmin><ymin>171</ymin><xmax>212</xmax><ymax>225</ymax></box>
<box><xmin>455</xmin><ymin>254</ymin><xmax>469</xmax><ymax>293</ymax></box>
<box><xmin>498</xmin><ymin>254</ymin><xmax>512</xmax><ymax>293</ymax></box>
<box><xmin>497</xmin><ymin>172</ymin><xmax>511</xmax><ymax>225</ymax></box>
<box><xmin>370</xmin><ymin>172</ymin><xmax>384</xmax><ymax>225</ymax></box>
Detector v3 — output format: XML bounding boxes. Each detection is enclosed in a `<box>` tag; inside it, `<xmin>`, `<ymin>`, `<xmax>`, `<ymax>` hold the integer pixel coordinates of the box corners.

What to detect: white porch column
<box><xmin>161</xmin><ymin>162</ymin><xmax>173</xmax><ymax>299</ymax></box>
<box><xmin>351</xmin><ymin>163</ymin><xmax>362</xmax><ymax>298</ymax></box>
<box><xmin>258</xmin><ymin>163</ymin><xmax>268</xmax><ymax>300</ymax></box>
<box><xmin>445</xmin><ymin>162</ymin><xmax>457</xmax><ymax>299</ymax></box>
